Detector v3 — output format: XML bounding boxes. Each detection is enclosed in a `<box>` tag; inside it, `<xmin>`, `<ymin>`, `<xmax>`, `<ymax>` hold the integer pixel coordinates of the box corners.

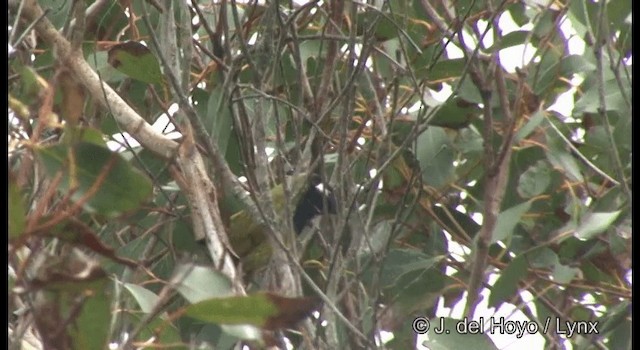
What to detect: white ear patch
<box><xmin>314</xmin><ymin>183</ymin><xmax>332</xmax><ymax>197</ymax></box>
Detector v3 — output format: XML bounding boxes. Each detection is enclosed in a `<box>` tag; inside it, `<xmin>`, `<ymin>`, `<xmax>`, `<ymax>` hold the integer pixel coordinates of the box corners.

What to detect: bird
<box><xmin>226</xmin><ymin>174</ymin><xmax>336</xmax><ymax>275</ymax></box>
<box><xmin>293</xmin><ymin>176</ymin><xmax>337</xmax><ymax>235</ymax></box>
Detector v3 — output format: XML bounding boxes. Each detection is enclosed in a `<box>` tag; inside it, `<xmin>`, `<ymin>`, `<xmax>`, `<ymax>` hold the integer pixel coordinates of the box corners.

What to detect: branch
<box><xmin>135</xmin><ymin>2</ymin><xmax>247</xmax><ymax>286</ymax></box>
<box><xmin>465</xmin><ymin>60</ymin><xmax>514</xmax><ymax>318</ymax></box>
<box><xmin>19</xmin><ymin>0</ymin><xmax>178</xmax><ymax>159</ymax></box>
<box><xmin>20</xmin><ymin>1</ymin><xmax>242</xmax><ymax>287</ymax></box>
<box><xmin>69</xmin><ymin>0</ymin><xmax>85</xmax><ymax>50</ymax></box>
<box><xmin>174</xmin><ymin>129</ymin><xmax>239</xmax><ymax>281</ymax></box>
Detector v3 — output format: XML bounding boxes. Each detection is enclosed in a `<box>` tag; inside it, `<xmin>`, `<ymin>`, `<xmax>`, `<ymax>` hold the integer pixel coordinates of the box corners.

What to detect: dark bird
<box><xmin>227</xmin><ymin>174</ymin><xmax>336</xmax><ymax>275</ymax></box>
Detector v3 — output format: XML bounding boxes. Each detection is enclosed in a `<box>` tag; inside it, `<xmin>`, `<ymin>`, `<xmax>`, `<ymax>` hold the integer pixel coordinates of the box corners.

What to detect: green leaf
<box><xmin>573</xmin><ymin>210</ymin><xmax>622</xmax><ymax>240</ymax></box>
<box><xmin>416</xmin><ymin>127</ymin><xmax>455</xmax><ymax>189</ymax></box>
<box><xmin>15</xmin><ymin>65</ymin><xmax>45</xmax><ymax>100</ymax></box>
<box><xmin>527</xmin><ymin>247</ymin><xmax>559</xmax><ymax>269</ymax></box>
<box><xmin>491</xmin><ymin>201</ymin><xmax>532</xmax><ymax>243</ymax></box>
<box><xmin>125</xmin><ymin>312</ymin><xmax>185</xmax><ymax>348</ymax></box>
<box><xmin>60</xmin><ymin>126</ymin><xmax>109</xmax><ymax>147</ymax></box>
<box><xmin>184</xmin><ymin>293</ymin><xmax>321</xmax><ymax>331</ymax></box>
<box><xmin>544</xmin><ymin>124</ymin><xmax>584</xmax><ymax>182</ymax></box>
<box><xmin>124</xmin><ymin>147</ymin><xmax>172</xmax><ymax>186</ymax></box>
<box><xmin>531</xmin><ymin>9</ymin><xmax>557</xmax><ymax>38</ymax></box>
<box><xmin>205</xmin><ymin>86</ymin><xmax>233</xmax><ymax>155</ymax></box>
<box><xmin>573</xmin><ymin>79</ymin><xmax>631</xmax><ymax>116</ymax></box>
<box><xmin>118</xmin><ymin>78</ymin><xmax>161</xmax><ymax>123</ymax></box>
<box><xmin>238</xmin><ymin>96</ymin><xmax>281</xmax><ymax>144</ymax></box>
<box><xmin>507</xmin><ymin>2</ymin><xmax>528</xmax><ymax>27</ymax></box>
<box><xmin>488</xmin><ymin>255</ymin><xmax>527</xmax><ymax>308</ymax></box>
<box><xmin>172</xmin><ymin>263</ymin><xmax>262</xmax><ymax>340</ymax></box>
<box><xmin>606</xmin><ymin>0</ymin><xmax>632</xmax><ymax>31</ymax></box>
<box><xmin>108</xmin><ymin>41</ymin><xmax>164</xmax><ymax>85</ymax></box>
<box><xmin>363</xmin><ymin>249</ymin><xmax>444</xmax><ymax>288</ymax></box>
<box><xmin>517</xmin><ymin>160</ymin><xmax>551</xmax><ymax>198</ymax></box>
<box><xmin>355</xmin><ymin>11</ymin><xmax>423</xmax><ymax>45</ymax></box>
<box><xmin>391</xmin><ymin>267</ymin><xmax>446</xmax><ymax>314</ymax></box>
<box><xmin>452</xmin><ymin>0</ymin><xmax>486</xmax><ymax>19</ymax></box>
<box><xmin>384</xmin><ymin>250</ymin><xmax>443</xmax><ymax>287</ymax></box>
<box><xmin>184</xmin><ymin>294</ymin><xmax>279</xmax><ymax>327</ymax></box>
<box><xmin>428</xmin><ymin>97</ymin><xmax>480</xmax><ymax>129</ymax></box>
<box><xmin>419</xmin><ymin>58</ymin><xmax>466</xmax><ymax>82</ymax></box>
<box><xmin>67</xmin><ymin>279</ymin><xmax>112</xmax><ymax>350</ymax></box>
<box><xmin>193</xmin><ymin>324</ymin><xmax>238</xmax><ymax>350</ymax></box>
<box><xmin>529</xmin><ymin>32</ymin><xmax>565</xmax><ymax>96</ymax></box>
<box><xmin>299</xmin><ymin>38</ymin><xmax>327</xmax><ymax>71</ymax></box>
<box><xmin>613</xmin><ymin>112</ymin><xmax>632</xmax><ymax>155</ymax></box>
<box><xmin>566</xmin><ymin>0</ymin><xmax>597</xmax><ymax>38</ymax></box>
<box><xmin>514</xmin><ymin>108</ymin><xmax>544</xmax><ymax>143</ymax></box>
<box><xmin>598</xmin><ymin>301</ymin><xmax>630</xmax><ymax>335</ymax></box>
<box><xmin>385</xmin><ymin>317</ymin><xmax>424</xmax><ymax>349</ymax></box>
<box><xmin>486</xmin><ymin>30</ymin><xmax>536</xmax><ymax>52</ymax></box>
<box><xmin>43</xmin><ymin>0</ymin><xmax>74</xmax><ymax>29</ymax></box>
<box><xmin>432</xmin><ymin>205</ymin><xmax>481</xmax><ymax>240</ymax></box>
<box><xmin>366</xmin><ymin>220</ymin><xmax>393</xmax><ymax>255</ymax></box>
<box><xmin>422</xmin><ymin>317</ymin><xmax>498</xmax><ymax>350</ymax></box>
<box><xmin>551</xmin><ymin>263</ymin><xmax>579</xmax><ymax>284</ymax></box>
<box><xmin>86</xmin><ymin>51</ymin><xmax>127</xmax><ymax>83</ymax></box>
<box><xmin>607</xmin><ymin>318</ymin><xmax>632</xmax><ymax>350</ymax></box>
<box><xmin>84</xmin><ymin>1</ymin><xmax>128</xmax><ymax>42</ymax></box>
<box><xmin>560</xmin><ymin>54</ymin><xmax>596</xmax><ymax>76</ymax></box>
<box><xmin>124</xmin><ymin>283</ymin><xmax>161</xmax><ymax>314</ymax></box>
<box><xmin>8</xmin><ymin>181</ymin><xmax>26</xmax><ymax>239</ymax></box>
<box><xmin>172</xmin><ymin>263</ymin><xmax>234</xmax><ymax>303</ymax></box>
<box><xmin>35</xmin><ymin>142</ymin><xmax>153</xmax><ymax>217</ymax></box>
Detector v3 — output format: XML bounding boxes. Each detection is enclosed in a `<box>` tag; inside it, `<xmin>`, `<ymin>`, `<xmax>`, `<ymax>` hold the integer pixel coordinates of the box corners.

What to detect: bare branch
<box><xmin>465</xmin><ymin>57</ymin><xmax>514</xmax><ymax>319</ymax></box>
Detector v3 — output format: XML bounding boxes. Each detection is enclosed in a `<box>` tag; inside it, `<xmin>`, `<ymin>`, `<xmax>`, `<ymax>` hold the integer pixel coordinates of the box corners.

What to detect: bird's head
<box><xmin>293</xmin><ymin>174</ymin><xmax>337</xmax><ymax>234</ymax></box>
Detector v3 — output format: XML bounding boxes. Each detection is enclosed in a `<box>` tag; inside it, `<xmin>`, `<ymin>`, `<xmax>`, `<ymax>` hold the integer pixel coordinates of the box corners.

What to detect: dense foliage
<box><xmin>9</xmin><ymin>0</ymin><xmax>631</xmax><ymax>349</ymax></box>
